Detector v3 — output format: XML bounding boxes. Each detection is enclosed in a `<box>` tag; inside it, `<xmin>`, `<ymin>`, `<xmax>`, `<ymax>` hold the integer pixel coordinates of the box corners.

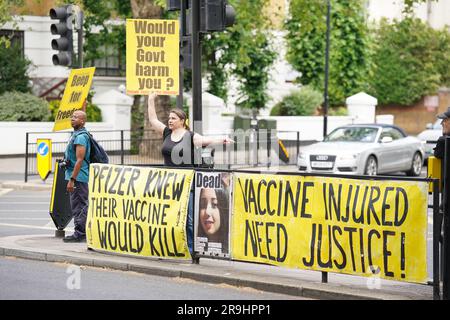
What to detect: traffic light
<box><xmin>204</xmin><ymin>0</ymin><xmax>235</xmax><ymax>32</ymax></box>
<box><xmin>184</xmin><ymin>0</ymin><xmax>235</xmax><ymax>34</ymax></box>
<box><xmin>49</xmin><ymin>6</ymin><xmax>73</xmax><ymax>66</ymax></box>
<box><xmin>167</xmin><ymin>0</ymin><xmax>181</xmax><ymax>11</ymax></box>
<box><xmin>180</xmin><ymin>36</ymin><xmax>192</xmax><ymax>69</ymax></box>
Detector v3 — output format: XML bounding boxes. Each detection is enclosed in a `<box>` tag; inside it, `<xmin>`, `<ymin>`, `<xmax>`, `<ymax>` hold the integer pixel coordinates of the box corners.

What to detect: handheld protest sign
<box><xmin>52</xmin><ymin>67</ymin><xmax>96</xmax><ymax>132</ymax></box>
<box><xmin>36</xmin><ymin>139</ymin><xmax>52</xmax><ymax>181</ymax></box>
<box><xmin>126</xmin><ymin>19</ymin><xmax>179</xmax><ymax>95</ymax></box>
<box><xmin>49</xmin><ymin>160</ymin><xmax>73</xmax><ymax>230</ymax></box>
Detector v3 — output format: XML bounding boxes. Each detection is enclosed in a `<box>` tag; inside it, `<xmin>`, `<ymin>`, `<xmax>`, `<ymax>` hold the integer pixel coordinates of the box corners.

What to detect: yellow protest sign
<box><xmin>231</xmin><ymin>173</ymin><xmax>428</xmax><ymax>283</ymax></box>
<box><xmin>52</xmin><ymin>67</ymin><xmax>96</xmax><ymax>132</ymax></box>
<box><xmin>36</xmin><ymin>139</ymin><xmax>52</xmax><ymax>181</ymax></box>
<box><xmin>126</xmin><ymin>19</ymin><xmax>179</xmax><ymax>95</ymax></box>
<box><xmin>86</xmin><ymin>164</ymin><xmax>194</xmax><ymax>260</ymax></box>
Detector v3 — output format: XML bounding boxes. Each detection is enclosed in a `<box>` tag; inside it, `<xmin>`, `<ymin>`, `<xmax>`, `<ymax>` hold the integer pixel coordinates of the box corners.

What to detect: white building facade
<box><xmin>1</xmin><ymin>0</ymin><xmax>449</xmax><ymax>122</ymax></box>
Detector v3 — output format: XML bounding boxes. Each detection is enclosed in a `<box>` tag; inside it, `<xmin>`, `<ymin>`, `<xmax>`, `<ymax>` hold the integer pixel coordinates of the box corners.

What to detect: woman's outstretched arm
<box><xmin>193</xmin><ymin>134</ymin><xmax>234</xmax><ymax>147</ymax></box>
<box><xmin>147</xmin><ymin>93</ymin><xmax>166</xmax><ymax>135</ymax></box>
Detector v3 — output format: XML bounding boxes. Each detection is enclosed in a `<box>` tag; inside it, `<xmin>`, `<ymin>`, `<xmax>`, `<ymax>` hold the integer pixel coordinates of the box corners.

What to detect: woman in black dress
<box><xmin>147</xmin><ymin>93</ymin><xmax>233</xmax><ymax>256</ymax></box>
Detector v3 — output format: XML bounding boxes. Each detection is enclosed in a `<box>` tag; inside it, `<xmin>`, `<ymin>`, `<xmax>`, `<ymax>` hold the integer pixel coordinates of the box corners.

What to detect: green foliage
<box><xmin>80</xmin><ymin>0</ymin><xmax>130</xmax><ymax>75</ymax></box>
<box><xmin>0</xmin><ymin>0</ymin><xmax>24</xmax><ymax>27</ymax></box>
<box><xmin>203</xmin><ymin>0</ymin><xmax>277</xmax><ymax>112</ymax></box>
<box><xmin>403</xmin><ymin>0</ymin><xmax>438</xmax><ymax>14</ymax></box>
<box><xmin>48</xmin><ymin>99</ymin><xmax>103</xmax><ymax>122</ymax></box>
<box><xmin>0</xmin><ymin>91</ymin><xmax>51</xmax><ymax>121</ymax></box>
<box><xmin>0</xmin><ymin>42</ymin><xmax>31</xmax><ymax>94</ymax></box>
<box><xmin>270</xmin><ymin>86</ymin><xmax>323</xmax><ymax>116</ymax></box>
<box><xmin>286</xmin><ymin>0</ymin><xmax>370</xmax><ymax>106</ymax></box>
<box><xmin>328</xmin><ymin>106</ymin><xmax>348</xmax><ymax>116</ymax></box>
<box><xmin>367</xmin><ymin>18</ymin><xmax>447</xmax><ymax>105</ymax></box>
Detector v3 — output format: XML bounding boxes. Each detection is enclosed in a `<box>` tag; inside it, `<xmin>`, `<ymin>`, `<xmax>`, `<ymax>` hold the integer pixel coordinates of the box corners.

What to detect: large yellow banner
<box><xmin>86</xmin><ymin>164</ymin><xmax>194</xmax><ymax>260</ymax></box>
<box><xmin>52</xmin><ymin>67</ymin><xmax>96</xmax><ymax>132</ymax></box>
<box><xmin>231</xmin><ymin>173</ymin><xmax>428</xmax><ymax>283</ymax></box>
<box><xmin>126</xmin><ymin>19</ymin><xmax>179</xmax><ymax>96</ymax></box>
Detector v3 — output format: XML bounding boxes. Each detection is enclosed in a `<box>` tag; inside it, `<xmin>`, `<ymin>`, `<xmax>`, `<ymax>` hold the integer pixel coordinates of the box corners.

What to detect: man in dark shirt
<box><xmin>434</xmin><ymin>107</ymin><xmax>450</xmax><ymax>160</ymax></box>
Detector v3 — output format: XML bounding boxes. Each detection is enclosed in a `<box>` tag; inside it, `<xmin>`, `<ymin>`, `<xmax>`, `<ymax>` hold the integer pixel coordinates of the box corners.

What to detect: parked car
<box><xmin>297</xmin><ymin>124</ymin><xmax>424</xmax><ymax>176</ymax></box>
<box><xmin>417</xmin><ymin>119</ymin><xmax>441</xmax><ymax>161</ymax></box>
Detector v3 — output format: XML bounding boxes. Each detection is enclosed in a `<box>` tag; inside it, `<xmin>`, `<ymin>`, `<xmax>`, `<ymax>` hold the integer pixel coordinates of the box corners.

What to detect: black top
<box><xmin>162</xmin><ymin>127</ymin><xmax>195</xmax><ymax>167</ymax></box>
<box><xmin>434</xmin><ymin>135</ymin><xmax>447</xmax><ymax>159</ymax></box>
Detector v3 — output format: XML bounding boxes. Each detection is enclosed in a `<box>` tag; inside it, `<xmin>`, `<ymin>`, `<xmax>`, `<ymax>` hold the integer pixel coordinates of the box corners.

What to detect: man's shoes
<box><xmin>62</xmin><ymin>234</ymin><xmax>86</xmax><ymax>243</ymax></box>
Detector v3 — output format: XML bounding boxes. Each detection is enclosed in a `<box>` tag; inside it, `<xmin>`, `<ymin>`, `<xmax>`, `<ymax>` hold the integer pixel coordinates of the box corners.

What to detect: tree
<box><xmin>367</xmin><ymin>17</ymin><xmax>448</xmax><ymax>105</ymax></box>
<box><xmin>203</xmin><ymin>0</ymin><xmax>276</xmax><ymax>114</ymax></box>
<box><xmin>74</xmin><ymin>0</ymin><xmax>171</xmax><ymax>158</ymax></box>
<box><xmin>0</xmin><ymin>0</ymin><xmax>25</xmax><ymax>46</ymax></box>
<box><xmin>128</xmin><ymin>0</ymin><xmax>171</xmax><ymax>158</ymax></box>
<box><xmin>0</xmin><ymin>41</ymin><xmax>31</xmax><ymax>95</ymax></box>
<box><xmin>286</xmin><ymin>0</ymin><xmax>370</xmax><ymax>107</ymax></box>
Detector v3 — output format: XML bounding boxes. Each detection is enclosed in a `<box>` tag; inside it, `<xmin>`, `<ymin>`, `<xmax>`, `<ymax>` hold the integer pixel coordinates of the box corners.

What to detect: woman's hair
<box><xmin>197</xmin><ymin>188</ymin><xmax>230</xmax><ymax>252</ymax></box>
<box><xmin>169</xmin><ymin>108</ymin><xmax>190</xmax><ymax>130</ymax></box>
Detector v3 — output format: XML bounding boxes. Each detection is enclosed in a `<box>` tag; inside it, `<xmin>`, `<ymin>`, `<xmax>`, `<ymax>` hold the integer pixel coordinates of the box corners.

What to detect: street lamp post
<box><xmin>323</xmin><ymin>0</ymin><xmax>330</xmax><ymax>139</ymax></box>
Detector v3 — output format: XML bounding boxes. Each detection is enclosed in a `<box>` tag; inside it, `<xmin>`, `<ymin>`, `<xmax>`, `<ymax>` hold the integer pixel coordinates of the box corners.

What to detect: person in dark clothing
<box><xmin>147</xmin><ymin>93</ymin><xmax>233</xmax><ymax>256</ymax></box>
<box><xmin>433</xmin><ymin>107</ymin><xmax>450</xmax><ymax>160</ymax></box>
<box><xmin>433</xmin><ymin>107</ymin><xmax>450</xmax><ymax>245</ymax></box>
<box><xmin>62</xmin><ymin>110</ymin><xmax>91</xmax><ymax>243</ymax></box>
<box><xmin>147</xmin><ymin>93</ymin><xmax>233</xmax><ymax>166</ymax></box>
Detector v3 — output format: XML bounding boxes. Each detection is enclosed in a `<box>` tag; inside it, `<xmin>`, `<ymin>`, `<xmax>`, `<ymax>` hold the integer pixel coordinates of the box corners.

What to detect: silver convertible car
<box><xmin>297</xmin><ymin>124</ymin><xmax>425</xmax><ymax>176</ymax></box>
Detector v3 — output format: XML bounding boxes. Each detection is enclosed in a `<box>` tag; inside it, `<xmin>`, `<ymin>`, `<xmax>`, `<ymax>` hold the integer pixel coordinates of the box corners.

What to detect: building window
<box><xmin>90</xmin><ymin>44</ymin><xmax>125</xmax><ymax>77</ymax></box>
<box><xmin>0</xmin><ymin>29</ymin><xmax>25</xmax><ymax>56</ymax></box>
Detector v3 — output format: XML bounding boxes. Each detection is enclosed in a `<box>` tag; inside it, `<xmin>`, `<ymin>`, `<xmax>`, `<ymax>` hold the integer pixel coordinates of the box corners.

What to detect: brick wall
<box><xmin>12</xmin><ymin>0</ymin><xmax>56</xmax><ymax>16</ymax></box>
<box><xmin>376</xmin><ymin>88</ymin><xmax>450</xmax><ymax>135</ymax></box>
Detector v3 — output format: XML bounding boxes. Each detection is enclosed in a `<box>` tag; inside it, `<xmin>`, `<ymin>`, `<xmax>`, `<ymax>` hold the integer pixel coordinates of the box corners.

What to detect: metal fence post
<box><xmin>433</xmin><ymin>179</ymin><xmax>441</xmax><ymax>300</ymax></box>
<box><xmin>297</xmin><ymin>131</ymin><xmax>300</xmax><ymax>161</ymax></box>
<box><xmin>322</xmin><ymin>272</ymin><xmax>328</xmax><ymax>283</ymax></box>
<box><xmin>24</xmin><ymin>132</ymin><xmax>29</xmax><ymax>183</ymax></box>
<box><xmin>443</xmin><ymin>137</ymin><xmax>450</xmax><ymax>299</ymax></box>
<box><xmin>120</xmin><ymin>130</ymin><xmax>124</xmax><ymax>165</ymax></box>
<box><xmin>267</xmin><ymin>129</ymin><xmax>271</xmax><ymax>169</ymax></box>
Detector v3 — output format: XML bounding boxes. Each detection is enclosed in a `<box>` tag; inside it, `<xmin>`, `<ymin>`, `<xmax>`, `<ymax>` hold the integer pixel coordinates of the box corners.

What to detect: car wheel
<box><xmin>364</xmin><ymin>156</ymin><xmax>377</xmax><ymax>176</ymax></box>
<box><xmin>406</xmin><ymin>152</ymin><xmax>422</xmax><ymax>176</ymax></box>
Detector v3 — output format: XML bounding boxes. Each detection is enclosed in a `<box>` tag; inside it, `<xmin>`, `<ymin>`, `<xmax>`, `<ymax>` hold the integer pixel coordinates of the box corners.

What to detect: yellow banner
<box><xmin>231</xmin><ymin>173</ymin><xmax>428</xmax><ymax>283</ymax></box>
<box><xmin>53</xmin><ymin>67</ymin><xmax>96</xmax><ymax>132</ymax></box>
<box><xmin>126</xmin><ymin>19</ymin><xmax>179</xmax><ymax>96</ymax></box>
<box><xmin>86</xmin><ymin>164</ymin><xmax>194</xmax><ymax>260</ymax></box>
<box><xmin>36</xmin><ymin>139</ymin><xmax>52</xmax><ymax>181</ymax></box>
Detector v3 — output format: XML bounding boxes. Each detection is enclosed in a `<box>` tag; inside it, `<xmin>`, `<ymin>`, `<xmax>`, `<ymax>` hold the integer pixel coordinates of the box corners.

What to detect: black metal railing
<box><xmin>25</xmin><ymin>129</ymin><xmax>301</xmax><ymax>182</ymax></box>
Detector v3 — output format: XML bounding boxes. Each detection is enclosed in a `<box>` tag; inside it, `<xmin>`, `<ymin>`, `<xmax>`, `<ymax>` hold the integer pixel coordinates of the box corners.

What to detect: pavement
<box><xmin>0</xmin><ymin>157</ymin><xmax>437</xmax><ymax>300</ymax></box>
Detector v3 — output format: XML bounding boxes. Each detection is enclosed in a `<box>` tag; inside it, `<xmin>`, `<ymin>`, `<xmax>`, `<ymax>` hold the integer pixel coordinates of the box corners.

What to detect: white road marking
<box><xmin>0</xmin><ymin>222</ymin><xmax>73</xmax><ymax>232</ymax></box>
<box><xmin>0</xmin><ymin>202</ymin><xmax>50</xmax><ymax>205</ymax></box>
<box><xmin>0</xmin><ymin>189</ymin><xmax>13</xmax><ymax>197</ymax></box>
<box><xmin>0</xmin><ymin>210</ymin><xmax>48</xmax><ymax>213</ymax></box>
<box><xmin>0</xmin><ymin>218</ymin><xmax>50</xmax><ymax>221</ymax></box>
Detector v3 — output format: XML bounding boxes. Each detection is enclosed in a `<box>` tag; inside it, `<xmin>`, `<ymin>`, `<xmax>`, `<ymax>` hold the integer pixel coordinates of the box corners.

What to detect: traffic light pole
<box><xmin>192</xmin><ymin>0</ymin><xmax>202</xmax><ymax>135</ymax></box>
<box><xmin>323</xmin><ymin>0</ymin><xmax>330</xmax><ymax>139</ymax></box>
<box><xmin>177</xmin><ymin>0</ymin><xmax>187</xmax><ymax>109</ymax></box>
<box><xmin>444</xmin><ymin>137</ymin><xmax>450</xmax><ymax>299</ymax></box>
<box><xmin>77</xmin><ymin>11</ymin><xmax>84</xmax><ymax>68</ymax></box>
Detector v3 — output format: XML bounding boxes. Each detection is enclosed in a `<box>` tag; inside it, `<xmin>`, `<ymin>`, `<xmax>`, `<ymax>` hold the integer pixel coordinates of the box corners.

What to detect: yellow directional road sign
<box><xmin>36</xmin><ymin>139</ymin><xmax>52</xmax><ymax>181</ymax></box>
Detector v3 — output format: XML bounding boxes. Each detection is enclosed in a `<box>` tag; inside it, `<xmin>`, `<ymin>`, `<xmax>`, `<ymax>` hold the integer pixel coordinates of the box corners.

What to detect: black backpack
<box><xmin>74</xmin><ymin>131</ymin><xmax>109</xmax><ymax>164</ymax></box>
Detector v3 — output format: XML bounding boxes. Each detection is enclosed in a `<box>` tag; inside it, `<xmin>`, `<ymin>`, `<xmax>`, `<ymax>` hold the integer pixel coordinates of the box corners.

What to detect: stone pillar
<box><xmin>346</xmin><ymin>92</ymin><xmax>378</xmax><ymax>123</ymax></box>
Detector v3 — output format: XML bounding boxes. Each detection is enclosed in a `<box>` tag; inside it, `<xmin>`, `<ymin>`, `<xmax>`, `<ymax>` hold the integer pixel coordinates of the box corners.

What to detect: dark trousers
<box><xmin>69</xmin><ymin>181</ymin><xmax>89</xmax><ymax>238</ymax></box>
<box><xmin>186</xmin><ymin>187</ymin><xmax>194</xmax><ymax>256</ymax></box>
